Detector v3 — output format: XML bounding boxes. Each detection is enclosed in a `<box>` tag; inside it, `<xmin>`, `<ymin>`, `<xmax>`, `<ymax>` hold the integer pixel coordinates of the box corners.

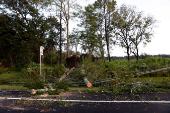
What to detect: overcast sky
<box><xmin>73</xmin><ymin>0</ymin><xmax>170</xmax><ymax>56</ymax></box>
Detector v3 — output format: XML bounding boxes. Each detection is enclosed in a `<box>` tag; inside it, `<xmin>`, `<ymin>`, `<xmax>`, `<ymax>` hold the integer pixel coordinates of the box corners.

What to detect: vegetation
<box><xmin>0</xmin><ymin>0</ymin><xmax>168</xmax><ymax>95</ymax></box>
<box><xmin>0</xmin><ymin>56</ymin><xmax>170</xmax><ymax>94</ymax></box>
<box><xmin>112</xmin><ymin>5</ymin><xmax>156</xmax><ymax>61</ymax></box>
<box><xmin>0</xmin><ymin>85</ymin><xmax>29</xmax><ymax>90</ymax></box>
<box><xmin>0</xmin><ymin>0</ymin><xmax>157</xmax><ymax>68</ymax></box>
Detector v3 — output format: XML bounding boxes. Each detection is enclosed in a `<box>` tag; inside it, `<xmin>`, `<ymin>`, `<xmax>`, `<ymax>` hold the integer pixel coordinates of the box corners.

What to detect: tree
<box><xmin>130</xmin><ymin>15</ymin><xmax>156</xmax><ymax>61</ymax></box>
<box><xmin>78</xmin><ymin>0</ymin><xmax>116</xmax><ymax>61</ymax></box>
<box><xmin>111</xmin><ymin>5</ymin><xmax>156</xmax><ymax>61</ymax></box>
<box><xmin>0</xmin><ymin>0</ymin><xmax>60</xmax><ymax>69</ymax></box>
<box><xmin>0</xmin><ymin>14</ymin><xmax>16</xmax><ymax>67</ymax></box>
<box><xmin>78</xmin><ymin>0</ymin><xmax>116</xmax><ymax>60</ymax></box>
<box><xmin>69</xmin><ymin>28</ymin><xmax>81</xmax><ymax>55</ymax></box>
<box><xmin>78</xmin><ymin>5</ymin><xmax>101</xmax><ymax>55</ymax></box>
<box><xmin>45</xmin><ymin>16</ymin><xmax>61</xmax><ymax>55</ymax></box>
<box><xmin>93</xmin><ymin>0</ymin><xmax>116</xmax><ymax>61</ymax></box>
<box><xmin>46</xmin><ymin>0</ymin><xmax>81</xmax><ymax>58</ymax></box>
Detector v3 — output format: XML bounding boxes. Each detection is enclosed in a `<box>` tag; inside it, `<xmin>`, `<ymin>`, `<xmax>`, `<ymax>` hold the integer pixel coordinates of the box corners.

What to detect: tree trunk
<box><xmin>38</xmin><ymin>50</ymin><xmax>40</xmax><ymax>63</ymax></box>
<box><xmin>105</xmin><ymin>16</ymin><xmax>110</xmax><ymax>62</ymax></box>
<box><xmin>59</xmin><ymin>1</ymin><xmax>62</xmax><ymax>64</ymax></box>
<box><xmin>67</xmin><ymin>0</ymin><xmax>70</xmax><ymax>57</ymax></box>
<box><xmin>127</xmin><ymin>47</ymin><xmax>130</xmax><ymax>61</ymax></box>
<box><xmin>75</xmin><ymin>43</ymin><xmax>77</xmax><ymax>55</ymax></box>
<box><xmin>67</xmin><ymin>21</ymin><xmax>69</xmax><ymax>57</ymax></box>
<box><xmin>100</xmin><ymin>38</ymin><xmax>105</xmax><ymax>62</ymax></box>
<box><xmin>136</xmin><ymin>47</ymin><xmax>139</xmax><ymax>61</ymax></box>
<box><xmin>10</xmin><ymin>53</ymin><xmax>13</xmax><ymax>68</ymax></box>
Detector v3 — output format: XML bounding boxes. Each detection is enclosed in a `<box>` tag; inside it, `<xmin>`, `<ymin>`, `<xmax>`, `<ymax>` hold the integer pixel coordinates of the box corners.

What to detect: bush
<box><xmin>21</xmin><ymin>62</ymin><xmax>45</xmax><ymax>89</ymax></box>
<box><xmin>23</xmin><ymin>77</ymin><xmax>45</xmax><ymax>89</ymax></box>
<box><xmin>36</xmin><ymin>91</ymin><xmax>45</xmax><ymax>95</ymax></box>
<box><xmin>56</xmin><ymin>81</ymin><xmax>69</xmax><ymax>91</ymax></box>
<box><xmin>80</xmin><ymin>58</ymin><xmax>106</xmax><ymax>82</ymax></box>
<box><xmin>139</xmin><ymin>63</ymin><xmax>148</xmax><ymax>71</ymax></box>
<box><xmin>132</xmin><ymin>84</ymin><xmax>155</xmax><ymax>93</ymax></box>
<box><xmin>52</xmin><ymin>64</ymin><xmax>66</xmax><ymax>78</ymax></box>
<box><xmin>0</xmin><ymin>67</ymin><xmax>9</xmax><ymax>74</ymax></box>
<box><xmin>43</xmin><ymin>53</ymin><xmax>58</xmax><ymax>65</ymax></box>
<box><xmin>48</xmin><ymin>89</ymin><xmax>60</xmax><ymax>95</ymax></box>
<box><xmin>68</xmin><ymin>68</ymin><xmax>85</xmax><ymax>82</ymax></box>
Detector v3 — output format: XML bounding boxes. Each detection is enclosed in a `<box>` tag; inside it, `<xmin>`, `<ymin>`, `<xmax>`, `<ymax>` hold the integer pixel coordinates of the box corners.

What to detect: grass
<box><xmin>0</xmin><ymin>85</ymin><xmax>29</xmax><ymax>90</ymax></box>
<box><xmin>69</xmin><ymin>87</ymin><xmax>107</xmax><ymax>93</ymax></box>
<box><xmin>0</xmin><ymin>66</ymin><xmax>170</xmax><ymax>93</ymax></box>
<box><xmin>136</xmin><ymin>77</ymin><xmax>170</xmax><ymax>84</ymax></box>
<box><xmin>0</xmin><ymin>67</ymin><xmax>21</xmax><ymax>79</ymax></box>
<box><xmin>0</xmin><ymin>67</ymin><xmax>9</xmax><ymax>73</ymax></box>
<box><xmin>0</xmin><ymin>71</ymin><xmax>21</xmax><ymax>79</ymax></box>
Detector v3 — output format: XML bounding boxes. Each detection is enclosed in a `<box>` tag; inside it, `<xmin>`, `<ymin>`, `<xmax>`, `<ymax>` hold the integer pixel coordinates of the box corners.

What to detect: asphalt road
<box><xmin>0</xmin><ymin>99</ymin><xmax>170</xmax><ymax>113</ymax></box>
<box><xmin>0</xmin><ymin>91</ymin><xmax>170</xmax><ymax>113</ymax></box>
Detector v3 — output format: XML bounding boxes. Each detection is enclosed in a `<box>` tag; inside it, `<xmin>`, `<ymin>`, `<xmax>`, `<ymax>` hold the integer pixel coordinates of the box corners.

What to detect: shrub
<box><xmin>139</xmin><ymin>63</ymin><xmax>148</xmax><ymax>71</ymax></box>
<box><xmin>0</xmin><ymin>67</ymin><xmax>9</xmax><ymax>74</ymax></box>
<box><xmin>23</xmin><ymin>77</ymin><xmax>45</xmax><ymax>89</ymax></box>
<box><xmin>80</xmin><ymin>58</ymin><xmax>106</xmax><ymax>82</ymax></box>
<box><xmin>132</xmin><ymin>84</ymin><xmax>155</xmax><ymax>93</ymax></box>
<box><xmin>36</xmin><ymin>91</ymin><xmax>45</xmax><ymax>95</ymax></box>
<box><xmin>56</xmin><ymin>81</ymin><xmax>69</xmax><ymax>91</ymax></box>
<box><xmin>48</xmin><ymin>89</ymin><xmax>60</xmax><ymax>95</ymax></box>
<box><xmin>21</xmin><ymin>62</ymin><xmax>45</xmax><ymax>89</ymax></box>
<box><xmin>52</xmin><ymin>64</ymin><xmax>66</xmax><ymax>78</ymax></box>
<box><xmin>68</xmin><ymin>68</ymin><xmax>85</xmax><ymax>82</ymax></box>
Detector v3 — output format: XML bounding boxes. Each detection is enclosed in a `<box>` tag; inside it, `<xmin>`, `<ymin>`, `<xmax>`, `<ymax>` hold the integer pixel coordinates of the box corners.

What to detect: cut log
<box><xmin>83</xmin><ymin>77</ymin><xmax>92</xmax><ymax>87</ymax></box>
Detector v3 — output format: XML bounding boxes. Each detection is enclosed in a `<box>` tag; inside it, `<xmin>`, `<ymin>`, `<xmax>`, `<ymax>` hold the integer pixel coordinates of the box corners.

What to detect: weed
<box><xmin>36</xmin><ymin>91</ymin><xmax>45</xmax><ymax>95</ymax></box>
<box><xmin>56</xmin><ymin>81</ymin><xmax>69</xmax><ymax>91</ymax></box>
<box><xmin>48</xmin><ymin>89</ymin><xmax>60</xmax><ymax>95</ymax></box>
<box><xmin>14</xmin><ymin>100</ymin><xmax>55</xmax><ymax>107</ymax></box>
<box><xmin>58</xmin><ymin>101</ymin><xmax>71</xmax><ymax>107</ymax></box>
<box><xmin>114</xmin><ymin>95</ymin><xmax>125</xmax><ymax>100</ymax></box>
<box><xmin>134</xmin><ymin>94</ymin><xmax>141</xmax><ymax>99</ymax></box>
<box><xmin>39</xmin><ymin>100</ymin><xmax>54</xmax><ymax>106</ymax></box>
<box><xmin>153</xmin><ymin>96</ymin><xmax>160</xmax><ymax>100</ymax></box>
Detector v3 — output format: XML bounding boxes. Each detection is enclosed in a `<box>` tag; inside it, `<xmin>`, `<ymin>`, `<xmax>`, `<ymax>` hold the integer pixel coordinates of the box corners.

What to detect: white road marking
<box><xmin>0</xmin><ymin>97</ymin><xmax>170</xmax><ymax>103</ymax></box>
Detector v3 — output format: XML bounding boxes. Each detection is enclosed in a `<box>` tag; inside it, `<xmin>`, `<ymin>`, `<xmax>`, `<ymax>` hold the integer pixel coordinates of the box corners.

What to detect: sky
<box><xmin>73</xmin><ymin>0</ymin><xmax>170</xmax><ymax>56</ymax></box>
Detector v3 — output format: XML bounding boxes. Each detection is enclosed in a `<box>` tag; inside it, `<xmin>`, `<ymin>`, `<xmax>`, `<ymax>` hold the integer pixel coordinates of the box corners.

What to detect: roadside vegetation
<box><xmin>0</xmin><ymin>0</ymin><xmax>163</xmax><ymax>95</ymax></box>
<box><xmin>0</xmin><ymin>57</ymin><xmax>170</xmax><ymax>95</ymax></box>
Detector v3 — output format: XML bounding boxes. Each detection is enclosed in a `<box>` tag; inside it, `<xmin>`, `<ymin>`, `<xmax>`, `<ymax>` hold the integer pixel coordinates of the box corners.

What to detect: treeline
<box><xmin>0</xmin><ymin>0</ymin><xmax>157</xmax><ymax>70</ymax></box>
<box><xmin>108</xmin><ymin>54</ymin><xmax>170</xmax><ymax>60</ymax></box>
<box><xmin>0</xmin><ymin>0</ymin><xmax>63</xmax><ymax>69</ymax></box>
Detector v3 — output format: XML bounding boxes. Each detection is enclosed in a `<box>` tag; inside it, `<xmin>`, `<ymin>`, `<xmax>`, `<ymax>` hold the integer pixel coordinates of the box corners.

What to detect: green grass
<box><xmin>0</xmin><ymin>67</ymin><xmax>21</xmax><ymax>80</ymax></box>
<box><xmin>0</xmin><ymin>71</ymin><xmax>21</xmax><ymax>79</ymax></box>
<box><xmin>69</xmin><ymin>87</ymin><xmax>107</xmax><ymax>93</ymax></box>
<box><xmin>136</xmin><ymin>77</ymin><xmax>170</xmax><ymax>84</ymax></box>
<box><xmin>0</xmin><ymin>85</ymin><xmax>29</xmax><ymax>90</ymax></box>
<box><xmin>0</xmin><ymin>67</ymin><xmax>9</xmax><ymax>73</ymax></box>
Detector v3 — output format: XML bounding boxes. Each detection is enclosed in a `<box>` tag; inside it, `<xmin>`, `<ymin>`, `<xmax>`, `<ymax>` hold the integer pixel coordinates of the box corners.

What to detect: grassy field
<box><xmin>0</xmin><ymin>85</ymin><xmax>29</xmax><ymax>90</ymax></box>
